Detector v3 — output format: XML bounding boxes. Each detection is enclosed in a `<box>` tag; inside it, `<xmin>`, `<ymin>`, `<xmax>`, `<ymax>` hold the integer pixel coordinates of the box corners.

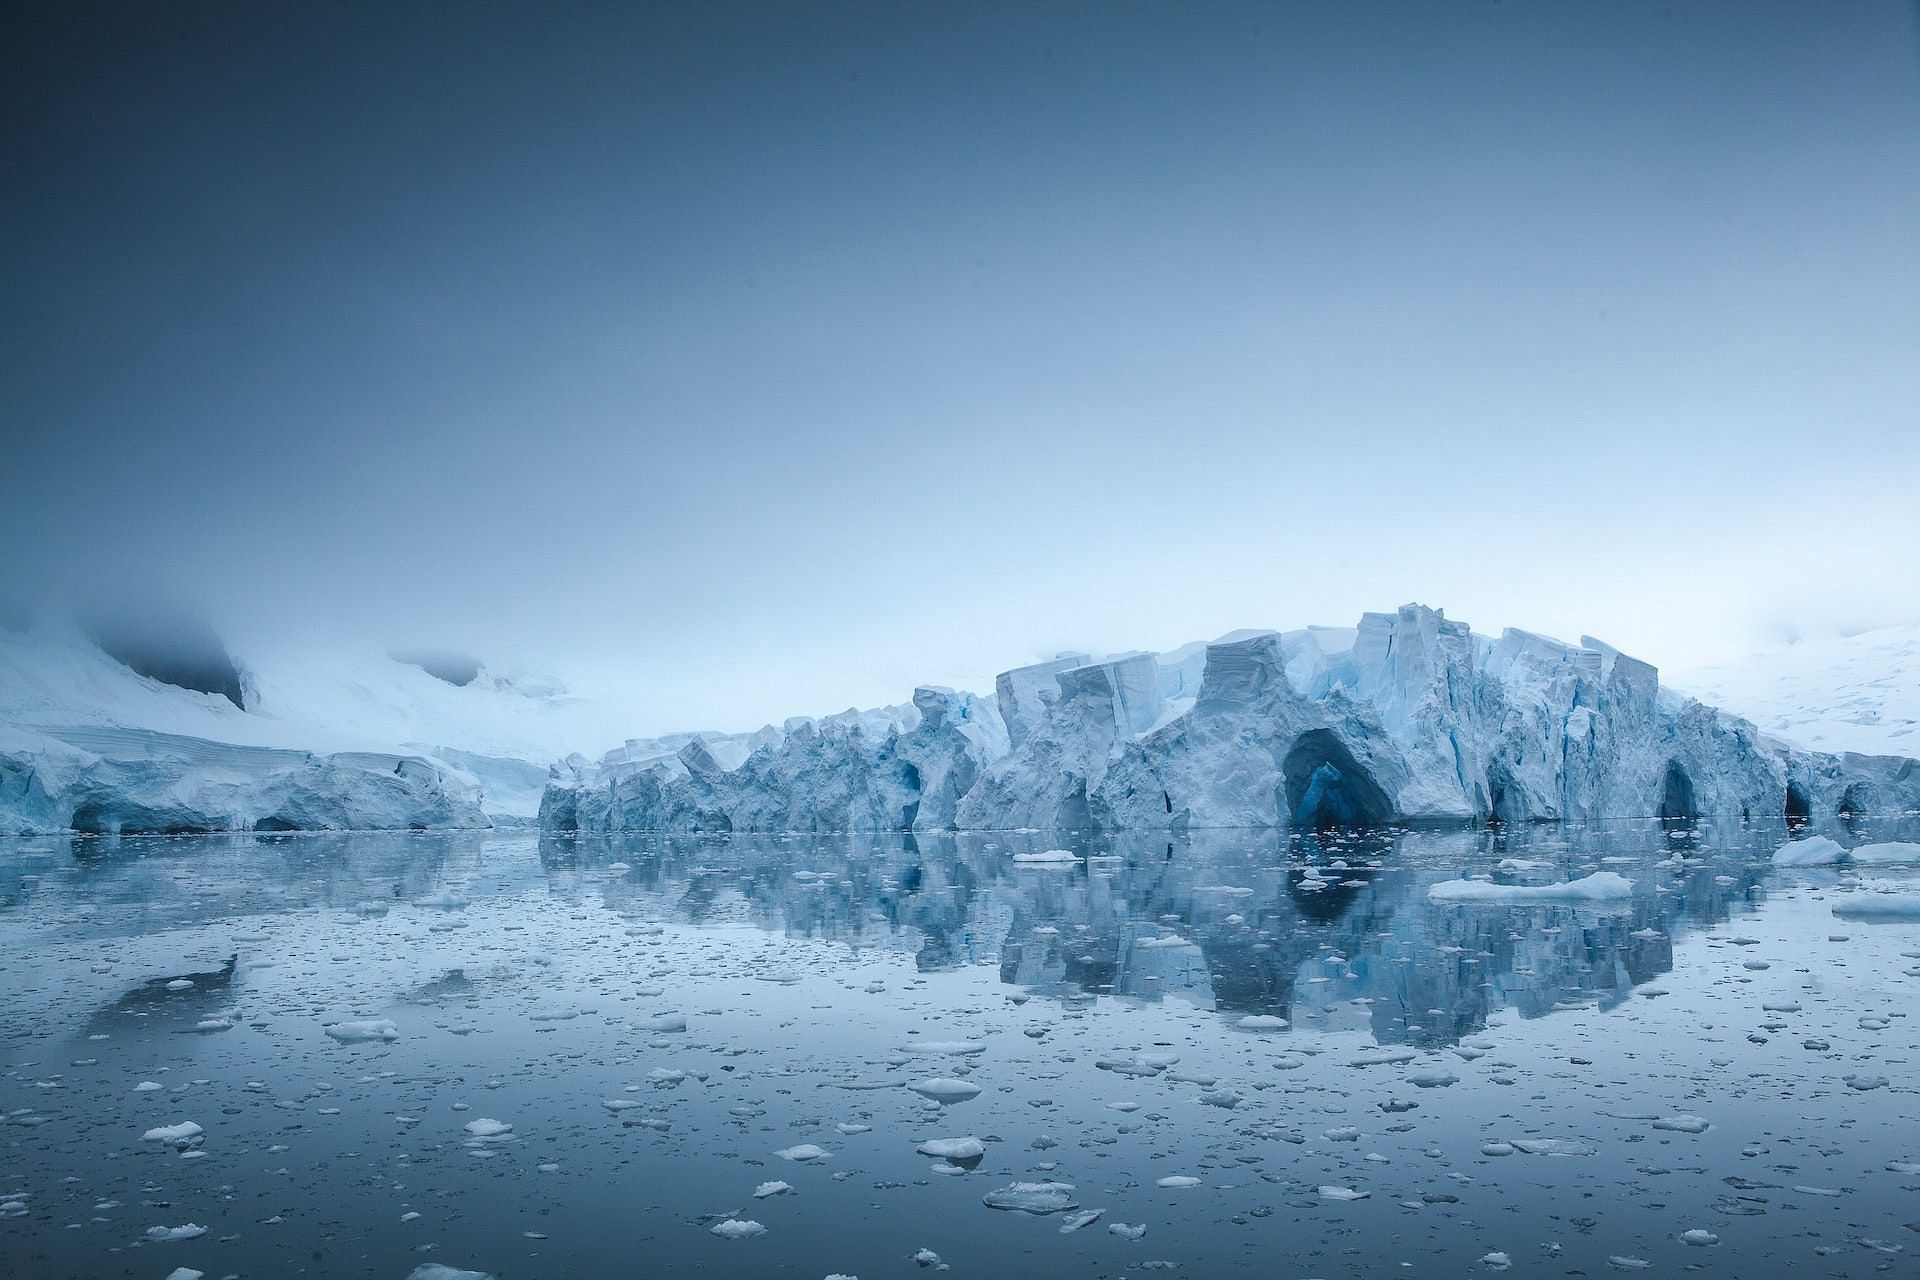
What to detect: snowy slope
<box><xmin>1668</xmin><ymin>625</ymin><xmax>1920</xmax><ymax>759</ymax></box>
<box><xmin>0</xmin><ymin>625</ymin><xmax>652</xmax><ymax>819</ymax></box>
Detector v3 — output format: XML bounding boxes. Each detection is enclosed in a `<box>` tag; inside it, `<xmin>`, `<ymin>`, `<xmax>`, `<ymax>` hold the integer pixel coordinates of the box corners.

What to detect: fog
<box><xmin>5</xmin><ymin>1</ymin><xmax>1917</xmax><ymax>734</ymax></box>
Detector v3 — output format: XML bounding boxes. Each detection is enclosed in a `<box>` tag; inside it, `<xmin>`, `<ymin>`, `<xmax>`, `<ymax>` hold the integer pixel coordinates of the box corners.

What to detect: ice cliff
<box><xmin>0</xmin><ymin>726</ymin><xmax>487</xmax><ymax>835</ymax></box>
<box><xmin>544</xmin><ymin>605</ymin><xmax>1920</xmax><ymax>834</ymax></box>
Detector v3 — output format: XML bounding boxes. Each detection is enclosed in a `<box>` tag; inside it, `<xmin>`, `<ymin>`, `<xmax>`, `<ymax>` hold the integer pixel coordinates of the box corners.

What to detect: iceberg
<box><xmin>543</xmin><ymin>605</ymin><xmax>1920</xmax><ymax>833</ymax></box>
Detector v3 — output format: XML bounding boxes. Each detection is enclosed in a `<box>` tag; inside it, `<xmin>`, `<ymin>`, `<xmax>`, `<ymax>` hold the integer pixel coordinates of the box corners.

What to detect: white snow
<box><xmin>1669</xmin><ymin>624</ymin><xmax>1920</xmax><ymax>757</ymax></box>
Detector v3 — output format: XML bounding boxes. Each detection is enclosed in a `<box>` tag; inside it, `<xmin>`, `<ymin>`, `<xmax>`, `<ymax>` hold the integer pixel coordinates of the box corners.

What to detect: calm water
<box><xmin>2</xmin><ymin>819</ymin><xmax>1918</xmax><ymax>1278</ymax></box>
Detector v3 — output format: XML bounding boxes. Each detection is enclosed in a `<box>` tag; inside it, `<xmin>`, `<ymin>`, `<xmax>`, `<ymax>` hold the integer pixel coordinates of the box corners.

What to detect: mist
<box><xmin>5</xmin><ymin>0</ymin><xmax>1917</xmax><ymax>736</ymax></box>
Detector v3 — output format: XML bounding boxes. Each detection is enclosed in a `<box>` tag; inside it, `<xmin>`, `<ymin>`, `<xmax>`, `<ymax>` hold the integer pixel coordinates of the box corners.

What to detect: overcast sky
<box><xmin>4</xmin><ymin>1</ymin><xmax>1916</xmax><ymax>732</ymax></box>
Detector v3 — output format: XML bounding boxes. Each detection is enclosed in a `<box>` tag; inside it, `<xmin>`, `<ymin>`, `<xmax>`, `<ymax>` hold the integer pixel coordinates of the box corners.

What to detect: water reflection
<box><xmin>538</xmin><ymin>819</ymin><xmax>1804</xmax><ymax>1048</ymax></box>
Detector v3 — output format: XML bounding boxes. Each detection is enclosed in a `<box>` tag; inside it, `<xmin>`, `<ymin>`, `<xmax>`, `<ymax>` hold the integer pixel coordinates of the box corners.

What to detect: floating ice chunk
<box><xmin>1833</xmin><ymin>895</ymin><xmax>1920</xmax><ymax>921</ymax></box>
<box><xmin>1236</xmin><ymin>1015</ymin><xmax>1288</xmax><ymax>1031</ymax></box>
<box><xmin>1155</xmin><ymin>1175</ymin><xmax>1201</xmax><ymax>1189</ymax></box>
<box><xmin>1348</xmin><ymin>1048</ymin><xmax>1417</xmax><ymax>1067</ymax></box>
<box><xmin>165</xmin><ymin>979</ymin><xmax>194</xmax><ymax>991</ymax></box>
<box><xmin>1109</xmin><ymin>1222</ymin><xmax>1147</xmax><ymax>1240</ymax></box>
<box><xmin>710</xmin><ymin>1218</ymin><xmax>766</xmax><ymax>1239</ymax></box>
<box><xmin>1428</xmin><ymin>872</ymin><xmax>1634</xmax><ymax>903</ymax></box>
<box><xmin>1408</xmin><ymin>1070</ymin><xmax>1458</xmax><ymax>1088</ymax></box>
<box><xmin>1012</xmin><ymin>849</ymin><xmax>1079</xmax><ymax>864</ymax></box>
<box><xmin>1510</xmin><ymin>1138</ymin><xmax>1594</xmax><ymax>1156</ymax></box>
<box><xmin>1680</xmin><ymin>1229</ymin><xmax>1719</xmax><ymax>1246</ymax></box>
<box><xmin>1772</xmin><ymin>835</ymin><xmax>1847</xmax><ymax>866</ymax></box>
<box><xmin>142</xmin><ymin>1121</ymin><xmax>203</xmax><ymax>1146</ymax></box>
<box><xmin>144</xmin><ymin>1223</ymin><xmax>206</xmax><ymax>1242</ymax></box>
<box><xmin>912</xmin><ymin>1248</ymin><xmax>947</xmax><ymax>1268</ymax></box>
<box><xmin>164</xmin><ymin>1269</ymin><xmax>205</xmax><ymax>1280</ymax></box>
<box><xmin>1851</xmin><ymin>841</ymin><xmax>1920</xmax><ymax>864</ymax></box>
<box><xmin>982</xmin><ymin>1181</ymin><xmax>1078</xmax><ymax>1214</ymax></box>
<box><xmin>463</xmin><ymin>1118</ymin><xmax>513</xmax><ymax>1138</ymax></box>
<box><xmin>408</xmin><ymin>1268</ymin><xmax>494</xmax><ymax>1280</ymax></box>
<box><xmin>906</xmin><ymin>1040</ymin><xmax>985</xmax><ymax>1055</ymax></box>
<box><xmin>777</xmin><ymin>1144</ymin><xmax>829</xmax><ymax>1162</ymax></box>
<box><xmin>1607</xmin><ymin>1259</ymin><xmax>1651</xmax><ymax>1271</ymax></box>
<box><xmin>134</xmin><ymin>1081</ymin><xmax>162</xmax><ymax>1092</ymax></box>
<box><xmin>1318</xmin><ymin>1185</ymin><xmax>1369</xmax><ymax>1200</ymax></box>
<box><xmin>908</xmin><ymin>1078</ymin><xmax>981</xmax><ymax>1103</ymax></box>
<box><xmin>1059</xmin><ymin>1208</ymin><xmax>1104</xmax><ymax>1232</ymax></box>
<box><xmin>1481</xmin><ymin>1252</ymin><xmax>1511</xmax><ymax>1271</ymax></box>
<box><xmin>1651</xmin><ymin>1115</ymin><xmax>1710</xmax><ymax>1134</ymax></box>
<box><xmin>915</xmin><ymin>1137</ymin><xmax>984</xmax><ymax>1161</ymax></box>
<box><xmin>645</xmin><ymin>1013</ymin><xmax>688</xmax><ymax>1032</ymax></box>
<box><xmin>324</xmin><ymin>1018</ymin><xmax>399</xmax><ymax>1043</ymax></box>
<box><xmin>754</xmin><ymin>1181</ymin><xmax>792</xmax><ymax>1198</ymax></box>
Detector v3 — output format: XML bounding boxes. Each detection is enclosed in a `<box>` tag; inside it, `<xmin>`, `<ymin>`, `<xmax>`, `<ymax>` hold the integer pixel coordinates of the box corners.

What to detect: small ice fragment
<box><xmin>906</xmin><ymin>1040</ymin><xmax>985</xmax><ymax>1055</ymax></box>
<box><xmin>710</xmin><ymin>1218</ymin><xmax>766</xmax><ymax>1239</ymax></box>
<box><xmin>1156</xmin><ymin>1175</ymin><xmax>1201</xmax><ymax>1189</ymax></box>
<box><xmin>754</xmin><ymin>1181</ymin><xmax>792</xmax><ymax>1198</ymax></box>
<box><xmin>1428</xmin><ymin>872</ymin><xmax>1633</xmax><ymax>903</ymax></box>
<box><xmin>982</xmin><ymin>1181</ymin><xmax>1078</xmax><ymax>1213</ymax></box>
<box><xmin>324</xmin><ymin>1018</ymin><xmax>399</xmax><ymax>1044</ymax></box>
<box><xmin>144</xmin><ymin>1223</ymin><xmax>207</xmax><ymax>1242</ymax></box>
<box><xmin>776</xmin><ymin>1144</ymin><xmax>829</xmax><ymax>1162</ymax></box>
<box><xmin>1012</xmin><ymin>849</ymin><xmax>1079</xmax><ymax>863</ymax></box>
<box><xmin>915</xmin><ymin>1137</ymin><xmax>984</xmax><ymax>1161</ymax></box>
<box><xmin>463</xmin><ymin>1118</ymin><xmax>513</xmax><ymax>1138</ymax></box>
<box><xmin>1651</xmin><ymin>1115</ymin><xmax>1710</xmax><ymax>1134</ymax></box>
<box><xmin>908</xmin><ymin>1078</ymin><xmax>981</xmax><ymax>1103</ymax></box>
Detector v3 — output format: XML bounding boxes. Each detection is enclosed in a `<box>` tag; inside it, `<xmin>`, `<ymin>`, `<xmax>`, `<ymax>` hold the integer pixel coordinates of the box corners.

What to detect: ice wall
<box><xmin>544</xmin><ymin>604</ymin><xmax>1920</xmax><ymax>834</ymax></box>
<box><xmin>0</xmin><ymin>726</ymin><xmax>489</xmax><ymax>835</ymax></box>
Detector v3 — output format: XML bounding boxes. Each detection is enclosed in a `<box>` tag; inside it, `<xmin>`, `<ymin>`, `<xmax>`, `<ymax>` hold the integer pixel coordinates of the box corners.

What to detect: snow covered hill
<box><xmin>1668</xmin><ymin>625</ymin><xmax>1920</xmax><ymax>759</ymax></box>
<box><xmin>0</xmin><ymin>623</ymin><xmax>650</xmax><ymax>824</ymax></box>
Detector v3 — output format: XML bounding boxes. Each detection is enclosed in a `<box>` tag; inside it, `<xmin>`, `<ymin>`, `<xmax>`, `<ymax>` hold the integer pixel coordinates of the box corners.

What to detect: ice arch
<box><xmin>1282</xmin><ymin>731</ymin><xmax>1395</xmax><ymax>830</ymax></box>
<box><xmin>1657</xmin><ymin>761</ymin><xmax>1697</xmax><ymax>822</ymax></box>
<box><xmin>1784</xmin><ymin>781</ymin><xmax>1811</xmax><ymax>827</ymax></box>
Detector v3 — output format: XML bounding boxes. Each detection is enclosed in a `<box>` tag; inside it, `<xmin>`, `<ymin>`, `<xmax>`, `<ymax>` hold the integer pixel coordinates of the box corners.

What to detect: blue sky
<box><xmin>3</xmin><ymin>1</ymin><xmax>1916</xmax><ymax>730</ymax></box>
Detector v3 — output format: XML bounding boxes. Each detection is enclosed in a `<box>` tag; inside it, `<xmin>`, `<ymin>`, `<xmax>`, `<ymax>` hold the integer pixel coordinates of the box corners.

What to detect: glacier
<box><xmin>0</xmin><ymin>618</ymin><xmax>598</xmax><ymax>831</ymax></box>
<box><xmin>543</xmin><ymin>605</ymin><xmax>1920</xmax><ymax>834</ymax></box>
<box><xmin>0</xmin><ymin>725</ymin><xmax>487</xmax><ymax>836</ymax></box>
